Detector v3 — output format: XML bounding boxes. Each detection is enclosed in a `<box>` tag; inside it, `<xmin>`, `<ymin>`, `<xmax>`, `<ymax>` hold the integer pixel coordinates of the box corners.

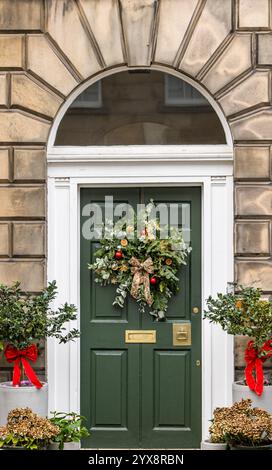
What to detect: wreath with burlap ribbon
<box><xmin>129</xmin><ymin>257</ymin><xmax>154</xmax><ymax>306</ymax></box>
<box><xmin>88</xmin><ymin>204</ymin><xmax>191</xmax><ymax>320</ymax></box>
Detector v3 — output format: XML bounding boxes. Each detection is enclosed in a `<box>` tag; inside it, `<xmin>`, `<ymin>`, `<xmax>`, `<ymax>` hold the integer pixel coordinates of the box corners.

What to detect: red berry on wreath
<box><xmin>150</xmin><ymin>276</ymin><xmax>157</xmax><ymax>285</ymax></box>
<box><xmin>114</xmin><ymin>250</ymin><xmax>123</xmax><ymax>260</ymax></box>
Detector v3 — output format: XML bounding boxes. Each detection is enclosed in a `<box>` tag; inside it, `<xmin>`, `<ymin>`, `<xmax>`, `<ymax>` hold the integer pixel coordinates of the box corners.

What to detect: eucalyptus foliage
<box><xmin>204</xmin><ymin>285</ymin><xmax>272</xmax><ymax>349</ymax></box>
<box><xmin>0</xmin><ymin>281</ymin><xmax>80</xmax><ymax>350</ymax></box>
<box><xmin>89</xmin><ymin>202</ymin><xmax>191</xmax><ymax>320</ymax></box>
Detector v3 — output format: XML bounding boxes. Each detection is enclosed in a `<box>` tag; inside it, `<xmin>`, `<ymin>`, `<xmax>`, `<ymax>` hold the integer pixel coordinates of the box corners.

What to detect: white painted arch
<box><xmin>47</xmin><ymin>64</ymin><xmax>234</xmax><ymax>446</ymax></box>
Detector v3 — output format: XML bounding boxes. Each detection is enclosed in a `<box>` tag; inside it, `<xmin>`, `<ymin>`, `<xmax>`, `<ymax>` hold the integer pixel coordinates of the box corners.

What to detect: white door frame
<box><xmin>47</xmin><ymin>145</ymin><xmax>234</xmax><ymax>441</ymax></box>
<box><xmin>47</xmin><ymin>64</ymin><xmax>234</xmax><ymax>442</ymax></box>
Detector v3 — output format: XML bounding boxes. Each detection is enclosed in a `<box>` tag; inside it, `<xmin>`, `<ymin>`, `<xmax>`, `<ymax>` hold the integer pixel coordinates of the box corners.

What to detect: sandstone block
<box><xmin>46</xmin><ymin>0</ymin><xmax>100</xmax><ymax>78</ymax></box>
<box><xmin>179</xmin><ymin>0</ymin><xmax>232</xmax><ymax>76</ymax></box>
<box><xmin>154</xmin><ymin>0</ymin><xmax>198</xmax><ymax>65</ymax></box>
<box><xmin>13</xmin><ymin>222</ymin><xmax>45</xmax><ymax>256</ymax></box>
<box><xmin>219</xmin><ymin>71</ymin><xmax>269</xmax><ymax>116</ymax></box>
<box><xmin>79</xmin><ymin>0</ymin><xmax>124</xmax><ymax>67</ymax></box>
<box><xmin>0</xmin><ymin>73</ymin><xmax>7</xmax><ymax>106</ymax></box>
<box><xmin>0</xmin><ymin>35</ymin><xmax>24</xmax><ymax>68</ymax></box>
<box><xmin>235</xmin><ymin>185</ymin><xmax>272</xmax><ymax>216</ymax></box>
<box><xmin>0</xmin><ymin>148</ymin><xmax>10</xmax><ymax>181</ymax></box>
<box><xmin>0</xmin><ymin>223</ymin><xmax>10</xmax><ymax>256</ymax></box>
<box><xmin>0</xmin><ymin>111</ymin><xmax>50</xmax><ymax>143</ymax></box>
<box><xmin>258</xmin><ymin>34</ymin><xmax>272</xmax><ymax>65</ymax></box>
<box><xmin>235</xmin><ymin>221</ymin><xmax>270</xmax><ymax>255</ymax></box>
<box><xmin>0</xmin><ymin>186</ymin><xmax>45</xmax><ymax>218</ymax></box>
<box><xmin>231</xmin><ymin>109</ymin><xmax>272</xmax><ymax>141</ymax></box>
<box><xmin>238</xmin><ymin>0</ymin><xmax>270</xmax><ymax>29</ymax></box>
<box><xmin>14</xmin><ymin>147</ymin><xmax>46</xmax><ymax>181</ymax></box>
<box><xmin>119</xmin><ymin>0</ymin><xmax>158</xmax><ymax>66</ymax></box>
<box><xmin>11</xmin><ymin>74</ymin><xmax>62</xmax><ymax>118</ymax></box>
<box><xmin>27</xmin><ymin>35</ymin><xmax>77</xmax><ymax>96</ymax></box>
<box><xmin>234</xmin><ymin>146</ymin><xmax>270</xmax><ymax>179</ymax></box>
<box><xmin>0</xmin><ymin>0</ymin><xmax>43</xmax><ymax>30</ymax></box>
<box><xmin>0</xmin><ymin>260</ymin><xmax>45</xmax><ymax>292</ymax></box>
<box><xmin>236</xmin><ymin>260</ymin><xmax>272</xmax><ymax>292</ymax></box>
<box><xmin>202</xmin><ymin>34</ymin><xmax>252</xmax><ymax>94</ymax></box>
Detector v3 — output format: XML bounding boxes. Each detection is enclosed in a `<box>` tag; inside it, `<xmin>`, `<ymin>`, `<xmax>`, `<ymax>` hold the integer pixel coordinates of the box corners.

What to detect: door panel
<box><xmin>80</xmin><ymin>187</ymin><xmax>201</xmax><ymax>448</ymax></box>
<box><xmin>91</xmin><ymin>350</ymin><xmax>128</xmax><ymax>427</ymax></box>
<box><xmin>153</xmin><ymin>350</ymin><xmax>190</xmax><ymax>427</ymax></box>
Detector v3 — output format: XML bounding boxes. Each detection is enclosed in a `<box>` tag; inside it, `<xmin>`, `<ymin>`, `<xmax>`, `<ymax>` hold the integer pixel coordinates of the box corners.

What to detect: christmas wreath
<box><xmin>88</xmin><ymin>202</ymin><xmax>191</xmax><ymax>320</ymax></box>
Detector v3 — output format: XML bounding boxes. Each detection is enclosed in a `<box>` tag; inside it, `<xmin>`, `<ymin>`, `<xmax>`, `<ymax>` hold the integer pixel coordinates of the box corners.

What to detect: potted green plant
<box><xmin>204</xmin><ymin>285</ymin><xmax>272</xmax><ymax>411</ymax></box>
<box><xmin>0</xmin><ymin>281</ymin><xmax>79</xmax><ymax>425</ymax></box>
<box><xmin>210</xmin><ymin>399</ymin><xmax>272</xmax><ymax>450</ymax></box>
<box><xmin>201</xmin><ymin>407</ymin><xmax>228</xmax><ymax>450</ymax></box>
<box><xmin>0</xmin><ymin>407</ymin><xmax>59</xmax><ymax>450</ymax></box>
<box><xmin>48</xmin><ymin>411</ymin><xmax>90</xmax><ymax>449</ymax></box>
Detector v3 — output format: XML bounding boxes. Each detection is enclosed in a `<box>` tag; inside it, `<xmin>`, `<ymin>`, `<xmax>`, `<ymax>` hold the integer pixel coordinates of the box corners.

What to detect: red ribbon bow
<box><xmin>5</xmin><ymin>344</ymin><xmax>42</xmax><ymax>389</ymax></box>
<box><xmin>245</xmin><ymin>339</ymin><xmax>272</xmax><ymax>396</ymax></box>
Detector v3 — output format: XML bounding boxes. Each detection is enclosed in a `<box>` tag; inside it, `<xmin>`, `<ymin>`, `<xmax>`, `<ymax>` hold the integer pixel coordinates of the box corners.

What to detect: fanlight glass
<box><xmin>55</xmin><ymin>71</ymin><xmax>226</xmax><ymax>146</ymax></box>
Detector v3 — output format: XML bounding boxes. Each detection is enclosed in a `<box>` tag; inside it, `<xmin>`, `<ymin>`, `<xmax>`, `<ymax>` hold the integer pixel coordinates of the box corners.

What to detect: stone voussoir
<box><xmin>0</xmin><ymin>110</ymin><xmax>50</xmax><ymax>143</ymax></box>
<box><xmin>46</xmin><ymin>0</ymin><xmax>101</xmax><ymax>78</ymax></box>
<box><xmin>179</xmin><ymin>0</ymin><xmax>232</xmax><ymax>77</ymax></box>
<box><xmin>231</xmin><ymin>108</ymin><xmax>272</xmax><ymax>141</ymax></box>
<box><xmin>11</xmin><ymin>73</ymin><xmax>63</xmax><ymax>118</ymax></box>
<box><xmin>202</xmin><ymin>34</ymin><xmax>252</xmax><ymax>94</ymax></box>
<box><xmin>27</xmin><ymin>34</ymin><xmax>78</xmax><ymax>96</ymax></box>
<box><xmin>219</xmin><ymin>71</ymin><xmax>270</xmax><ymax>117</ymax></box>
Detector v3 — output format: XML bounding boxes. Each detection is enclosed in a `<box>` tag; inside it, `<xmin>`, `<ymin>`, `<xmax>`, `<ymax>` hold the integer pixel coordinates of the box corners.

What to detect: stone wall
<box><xmin>0</xmin><ymin>0</ymin><xmax>271</xmax><ymax>380</ymax></box>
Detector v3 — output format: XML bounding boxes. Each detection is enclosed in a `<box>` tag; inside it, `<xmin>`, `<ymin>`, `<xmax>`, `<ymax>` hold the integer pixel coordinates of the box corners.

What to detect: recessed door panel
<box><xmin>91</xmin><ymin>350</ymin><xmax>128</xmax><ymax>428</ymax></box>
<box><xmin>154</xmin><ymin>350</ymin><xmax>190</xmax><ymax>428</ymax></box>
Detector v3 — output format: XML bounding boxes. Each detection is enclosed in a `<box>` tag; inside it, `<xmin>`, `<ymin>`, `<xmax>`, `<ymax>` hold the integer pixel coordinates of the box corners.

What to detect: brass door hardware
<box><xmin>125</xmin><ymin>330</ymin><xmax>156</xmax><ymax>343</ymax></box>
<box><xmin>192</xmin><ymin>307</ymin><xmax>200</xmax><ymax>314</ymax></box>
<box><xmin>196</xmin><ymin>360</ymin><xmax>201</xmax><ymax>367</ymax></box>
<box><xmin>173</xmin><ymin>323</ymin><xmax>191</xmax><ymax>346</ymax></box>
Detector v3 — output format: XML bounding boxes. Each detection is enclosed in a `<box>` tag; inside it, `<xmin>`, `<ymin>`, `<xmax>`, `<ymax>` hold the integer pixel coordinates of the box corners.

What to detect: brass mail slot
<box><xmin>125</xmin><ymin>330</ymin><xmax>156</xmax><ymax>343</ymax></box>
<box><xmin>173</xmin><ymin>322</ymin><xmax>191</xmax><ymax>346</ymax></box>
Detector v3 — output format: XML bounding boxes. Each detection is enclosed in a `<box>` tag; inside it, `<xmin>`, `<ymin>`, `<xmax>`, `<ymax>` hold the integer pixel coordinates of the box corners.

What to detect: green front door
<box><xmin>80</xmin><ymin>187</ymin><xmax>201</xmax><ymax>449</ymax></box>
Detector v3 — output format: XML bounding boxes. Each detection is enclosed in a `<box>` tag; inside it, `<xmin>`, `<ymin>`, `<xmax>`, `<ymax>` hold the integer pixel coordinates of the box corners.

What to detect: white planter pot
<box><xmin>233</xmin><ymin>381</ymin><xmax>272</xmax><ymax>413</ymax></box>
<box><xmin>201</xmin><ymin>440</ymin><xmax>227</xmax><ymax>450</ymax></box>
<box><xmin>48</xmin><ymin>442</ymin><xmax>80</xmax><ymax>450</ymax></box>
<box><xmin>0</xmin><ymin>381</ymin><xmax>48</xmax><ymax>425</ymax></box>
